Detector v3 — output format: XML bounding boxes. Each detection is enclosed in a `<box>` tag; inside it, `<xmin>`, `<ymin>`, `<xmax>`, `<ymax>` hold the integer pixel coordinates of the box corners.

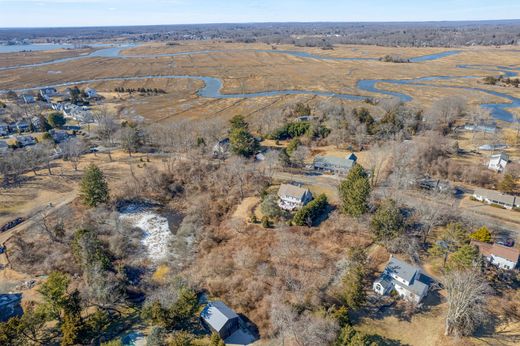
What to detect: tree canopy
<box><xmin>339</xmin><ymin>165</ymin><xmax>371</xmax><ymax>217</ymax></box>
<box><xmin>79</xmin><ymin>164</ymin><xmax>109</xmax><ymax>207</ymax></box>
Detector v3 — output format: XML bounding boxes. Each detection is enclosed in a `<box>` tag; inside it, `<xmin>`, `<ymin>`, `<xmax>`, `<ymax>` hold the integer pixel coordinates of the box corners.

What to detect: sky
<box><xmin>0</xmin><ymin>0</ymin><xmax>519</xmax><ymax>28</ymax></box>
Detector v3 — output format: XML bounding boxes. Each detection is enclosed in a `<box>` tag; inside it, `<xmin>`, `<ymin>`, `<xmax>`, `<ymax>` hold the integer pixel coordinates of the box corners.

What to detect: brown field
<box><xmin>1</xmin><ymin>43</ymin><xmax>518</xmax><ymax>124</ymax></box>
<box><xmin>0</xmin><ymin>48</ymin><xmax>95</xmax><ymax>68</ymax></box>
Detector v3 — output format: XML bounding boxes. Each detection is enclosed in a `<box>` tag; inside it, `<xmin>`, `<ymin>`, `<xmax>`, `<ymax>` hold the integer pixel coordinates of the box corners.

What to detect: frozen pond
<box><xmin>118</xmin><ymin>203</ymin><xmax>181</xmax><ymax>263</ymax></box>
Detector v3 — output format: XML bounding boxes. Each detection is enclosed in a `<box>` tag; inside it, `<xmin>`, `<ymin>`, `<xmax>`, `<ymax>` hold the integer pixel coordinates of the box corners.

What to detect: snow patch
<box><xmin>119</xmin><ymin>204</ymin><xmax>172</xmax><ymax>263</ymax></box>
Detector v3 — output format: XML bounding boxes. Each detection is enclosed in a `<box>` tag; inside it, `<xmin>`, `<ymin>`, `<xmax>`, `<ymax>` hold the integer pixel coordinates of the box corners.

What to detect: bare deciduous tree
<box><xmin>444</xmin><ymin>269</ymin><xmax>492</xmax><ymax>337</ymax></box>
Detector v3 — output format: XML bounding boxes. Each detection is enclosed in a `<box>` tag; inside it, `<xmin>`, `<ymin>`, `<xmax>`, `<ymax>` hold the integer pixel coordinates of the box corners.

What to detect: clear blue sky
<box><xmin>1</xmin><ymin>0</ymin><xmax>519</xmax><ymax>28</ymax></box>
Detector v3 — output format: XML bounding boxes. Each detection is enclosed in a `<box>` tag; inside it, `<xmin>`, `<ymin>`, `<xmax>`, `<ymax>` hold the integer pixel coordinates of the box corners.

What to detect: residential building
<box><xmin>313</xmin><ymin>153</ymin><xmax>358</xmax><ymax>175</ymax></box>
<box><xmin>22</xmin><ymin>94</ymin><xmax>35</xmax><ymax>104</ymax></box>
<box><xmin>16</xmin><ymin>135</ymin><xmax>36</xmax><ymax>147</ymax></box>
<box><xmin>212</xmin><ymin>138</ymin><xmax>230</xmax><ymax>158</ymax></box>
<box><xmin>464</xmin><ymin>123</ymin><xmax>497</xmax><ymax>134</ymax></box>
<box><xmin>373</xmin><ymin>257</ymin><xmax>430</xmax><ymax>304</ymax></box>
<box><xmin>479</xmin><ymin>144</ymin><xmax>507</xmax><ymax>151</ymax></box>
<box><xmin>277</xmin><ymin>183</ymin><xmax>313</xmax><ymax>211</ymax></box>
<box><xmin>39</xmin><ymin>87</ymin><xmax>58</xmax><ymax>102</ymax></box>
<box><xmin>488</xmin><ymin>152</ymin><xmax>508</xmax><ymax>172</ymax></box>
<box><xmin>85</xmin><ymin>87</ymin><xmax>97</xmax><ymax>98</ymax></box>
<box><xmin>473</xmin><ymin>188</ymin><xmax>518</xmax><ymax>210</ymax></box>
<box><xmin>31</xmin><ymin>116</ymin><xmax>47</xmax><ymax>132</ymax></box>
<box><xmin>201</xmin><ymin>301</ymin><xmax>241</xmax><ymax>340</ymax></box>
<box><xmin>49</xmin><ymin>129</ymin><xmax>70</xmax><ymax>143</ymax></box>
<box><xmin>15</xmin><ymin>121</ymin><xmax>30</xmax><ymax>133</ymax></box>
<box><xmin>471</xmin><ymin>241</ymin><xmax>519</xmax><ymax>270</ymax></box>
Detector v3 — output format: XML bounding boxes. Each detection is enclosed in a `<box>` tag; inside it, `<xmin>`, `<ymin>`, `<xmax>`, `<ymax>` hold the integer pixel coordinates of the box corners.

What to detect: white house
<box><xmin>488</xmin><ymin>152</ymin><xmax>508</xmax><ymax>172</ymax></box>
<box><xmin>373</xmin><ymin>257</ymin><xmax>430</xmax><ymax>304</ymax></box>
<box><xmin>473</xmin><ymin>188</ymin><xmax>518</xmax><ymax>210</ymax></box>
<box><xmin>277</xmin><ymin>184</ymin><xmax>313</xmax><ymax>211</ymax></box>
<box><xmin>85</xmin><ymin>88</ymin><xmax>97</xmax><ymax>98</ymax></box>
<box><xmin>471</xmin><ymin>241</ymin><xmax>519</xmax><ymax>270</ymax></box>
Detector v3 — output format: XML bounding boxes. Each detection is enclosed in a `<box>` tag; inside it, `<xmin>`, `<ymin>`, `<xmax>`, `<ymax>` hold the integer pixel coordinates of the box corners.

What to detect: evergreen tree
<box><xmin>293</xmin><ymin>194</ymin><xmax>328</xmax><ymax>226</ymax></box>
<box><xmin>229</xmin><ymin>127</ymin><xmax>258</xmax><ymax>157</ymax></box>
<box><xmin>370</xmin><ymin>199</ymin><xmax>404</xmax><ymax>241</ymax></box>
<box><xmin>341</xmin><ymin>248</ymin><xmax>367</xmax><ymax>309</ymax></box>
<box><xmin>448</xmin><ymin>244</ymin><xmax>481</xmax><ymax>270</ymax></box>
<box><xmin>339</xmin><ymin>165</ymin><xmax>371</xmax><ymax>217</ymax></box>
<box><xmin>79</xmin><ymin>164</ymin><xmax>109</xmax><ymax>207</ymax></box>
<box><xmin>210</xmin><ymin>332</ymin><xmax>226</xmax><ymax>346</ymax></box>
<box><xmin>47</xmin><ymin>112</ymin><xmax>66</xmax><ymax>129</ymax></box>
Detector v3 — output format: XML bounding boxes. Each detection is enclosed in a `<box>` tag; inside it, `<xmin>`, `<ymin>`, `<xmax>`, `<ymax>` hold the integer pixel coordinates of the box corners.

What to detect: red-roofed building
<box><xmin>471</xmin><ymin>241</ymin><xmax>519</xmax><ymax>270</ymax></box>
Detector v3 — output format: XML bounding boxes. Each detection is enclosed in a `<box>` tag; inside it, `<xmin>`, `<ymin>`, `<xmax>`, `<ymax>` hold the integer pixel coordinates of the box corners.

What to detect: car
<box><xmin>497</xmin><ymin>239</ymin><xmax>515</xmax><ymax>247</ymax></box>
<box><xmin>0</xmin><ymin>217</ymin><xmax>24</xmax><ymax>233</ymax></box>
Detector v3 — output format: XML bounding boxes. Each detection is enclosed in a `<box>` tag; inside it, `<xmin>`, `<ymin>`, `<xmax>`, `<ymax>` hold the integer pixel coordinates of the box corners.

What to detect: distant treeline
<box><xmin>483</xmin><ymin>76</ymin><xmax>520</xmax><ymax>87</ymax></box>
<box><xmin>1</xmin><ymin>20</ymin><xmax>520</xmax><ymax>47</ymax></box>
<box><xmin>114</xmin><ymin>87</ymin><xmax>167</xmax><ymax>94</ymax></box>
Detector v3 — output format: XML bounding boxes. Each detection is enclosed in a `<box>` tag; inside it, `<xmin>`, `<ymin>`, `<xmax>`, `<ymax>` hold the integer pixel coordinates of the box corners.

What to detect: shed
<box><xmin>201</xmin><ymin>301</ymin><xmax>240</xmax><ymax>339</ymax></box>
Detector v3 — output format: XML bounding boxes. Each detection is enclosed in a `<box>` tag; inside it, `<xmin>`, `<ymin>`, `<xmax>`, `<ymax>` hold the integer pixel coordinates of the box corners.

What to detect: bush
<box><xmin>293</xmin><ymin>194</ymin><xmax>328</xmax><ymax>226</ymax></box>
<box><xmin>261</xmin><ymin>216</ymin><xmax>271</xmax><ymax>228</ymax></box>
<box><xmin>271</xmin><ymin>122</ymin><xmax>310</xmax><ymax>140</ymax></box>
<box><xmin>469</xmin><ymin>226</ymin><xmax>492</xmax><ymax>243</ymax></box>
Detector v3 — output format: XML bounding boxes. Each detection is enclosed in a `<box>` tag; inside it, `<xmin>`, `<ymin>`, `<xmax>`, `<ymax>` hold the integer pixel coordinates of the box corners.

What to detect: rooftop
<box><xmin>314</xmin><ymin>155</ymin><xmax>356</xmax><ymax>169</ymax></box>
<box><xmin>471</xmin><ymin>241</ymin><xmax>520</xmax><ymax>263</ymax></box>
<box><xmin>201</xmin><ymin>301</ymin><xmax>239</xmax><ymax>332</ymax></box>
<box><xmin>474</xmin><ymin>188</ymin><xmax>516</xmax><ymax>206</ymax></box>
<box><xmin>278</xmin><ymin>183</ymin><xmax>309</xmax><ymax>201</ymax></box>
<box><xmin>385</xmin><ymin>256</ymin><xmax>419</xmax><ymax>283</ymax></box>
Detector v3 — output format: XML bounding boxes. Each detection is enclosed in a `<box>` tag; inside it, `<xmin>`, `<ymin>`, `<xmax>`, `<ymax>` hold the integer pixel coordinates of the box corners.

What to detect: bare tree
<box><xmin>444</xmin><ymin>269</ymin><xmax>492</xmax><ymax>337</ymax></box>
<box><xmin>61</xmin><ymin>138</ymin><xmax>86</xmax><ymax>171</ymax></box>
<box><xmin>93</xmin><ymin>108</ymin><xmax>118</xmax><ymax>161</ymax></box>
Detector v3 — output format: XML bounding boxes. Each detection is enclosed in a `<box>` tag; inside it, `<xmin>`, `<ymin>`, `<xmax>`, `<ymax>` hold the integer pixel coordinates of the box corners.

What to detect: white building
<box><xmin>471</xmin><ymin>241</ymin><xmax>519</xmax><ymax>270</ymax></box>
<box><xmin>488</xmin><ymin>152</ymin><xmax>508</xmax><ymax>172</ymax></box>
<box><xmin>373</xmin><ymin>257</ymin><xmax>430</xmax><ymax>304</ymax></box>
<box><xmin>473</xmin><ymin>188</ymin><xmax>518</xmax><ymax>210</ymax></box>
<box><xmin>277</xmin><ymin>184</ymin><xmax>313</xmax><ymax>211</ymax></box>
<box><xmin>85</xmin><ymin>88</ymin><xmax>97</xmax><ymax>98</ymax></box>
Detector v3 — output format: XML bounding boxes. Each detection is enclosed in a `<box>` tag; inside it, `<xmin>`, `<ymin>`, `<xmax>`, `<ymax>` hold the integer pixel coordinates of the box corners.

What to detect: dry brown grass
<box><xmin>0</xmin><ymin>48</ymin><xmax>95</xmax><ymax>68</ymax></box>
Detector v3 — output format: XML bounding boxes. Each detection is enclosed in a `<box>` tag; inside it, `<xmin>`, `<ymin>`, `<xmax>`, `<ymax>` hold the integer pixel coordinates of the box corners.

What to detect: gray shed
<box><xmin>201</xmin><ymin>301</ymin><xmax>240</xmax><ymax>339</ymax></box>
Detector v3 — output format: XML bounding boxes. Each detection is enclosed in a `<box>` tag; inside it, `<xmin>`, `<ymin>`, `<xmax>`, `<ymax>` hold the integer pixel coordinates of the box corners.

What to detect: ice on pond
<box><xmin>119</xmin><ymin>204</ymin><xmax>172</xmax><ymax>262</ymax></box>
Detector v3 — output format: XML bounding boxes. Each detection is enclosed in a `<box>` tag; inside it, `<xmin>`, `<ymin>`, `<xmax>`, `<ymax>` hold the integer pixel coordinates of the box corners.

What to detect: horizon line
<box><xmin>1</xmin><ymin>18</ymin><xmax>520</xmax><ymax>30</ymax></box>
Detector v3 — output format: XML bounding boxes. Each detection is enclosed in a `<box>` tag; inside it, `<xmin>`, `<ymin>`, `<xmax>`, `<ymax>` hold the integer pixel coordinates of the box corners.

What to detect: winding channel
<box><xmin>0</xmin><ymin>44</ymin><xmax>519</xmax><ymax>121</ymax></box>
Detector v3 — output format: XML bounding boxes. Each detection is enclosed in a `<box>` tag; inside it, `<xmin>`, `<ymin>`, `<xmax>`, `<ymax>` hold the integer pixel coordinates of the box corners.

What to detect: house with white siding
<box><xmin>488</xmin><ymin>152</ymin><xmax>508</xmax><ymax>172</ymax></box>
<box><xmin>277</xmin><ymin>183</ymin><xmax>312</xmax><ymax>211</ymax></box>
<box><xmin>471</xmin><ymin>241</ymin><xmax>519</xmax><ymax>270</ymax></box>
<box><xmin>373</xmin><ymin>257</ymin><xmax>431</xmax><ymax>304</ymax></box>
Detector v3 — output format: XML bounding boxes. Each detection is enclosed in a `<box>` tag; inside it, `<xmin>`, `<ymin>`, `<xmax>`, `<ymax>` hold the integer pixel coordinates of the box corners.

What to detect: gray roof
<box><xmin>474</xmin><ymin>188</ymin><xmax>516</xmax><ymax>206</ymax></box>
<box><xmin>313</xmin><ymin>155</ymin><xmax>356</xmax><ymax>170</ymax></box>
<box><xmin>385</xmin><ymin>257</ymin><xmax>419</xmax><ymax>284</ymax></box>
<box><xmin>277</xmin><ymin>183</ymin><xmax>309</xmax><ymax>201</ymax></box>
<box><xmin>382</xmin><ymin>257</ymin><xmax>429</xmax><ymax>297</ymax></box>
<box><xmin>201</xmin><ymin>301</ymin><xmax>239</xmax><ymax>332</ymax></box>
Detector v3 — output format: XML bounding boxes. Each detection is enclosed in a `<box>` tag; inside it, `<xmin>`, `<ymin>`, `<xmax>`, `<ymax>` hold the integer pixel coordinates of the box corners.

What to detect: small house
<box><xmin>473</xmin><ymin>188</ymin><xmax>518</xmax><ymax>210</ymax></box>
<box><xmin>488</xmin><ymin>152</ymin><xmax>508</xmax><ymax>172</ymax></box>
<box><xmin>85</xmin><ymin>87</ymin><xmax>97</xmax><ymax>98</ymax></box>
<box><xmin>373</xmin><ymin>257</ymin><xmax>430</xmax><ymax>303</ymax></box>
<box><xmin>15</xmin><ymin>121</ymin><xmax>30</xmax><ymax>133</ymax></box>
<box><xmin>277</xmin><ymin>183</ymin><xmax>313</xmax><ymax>211</ymax></box>
<box><xmin>313</xmin><ymin>153</ymin><xmax>357</xmax><ymax>175</ymax></box>
<box><xmin>16</xmin><ymin>135</ymin><xmax>36</xmax><ymax>147</ymax></box>
<box><xmin>201</xmin><ymin>301</ymin><xmax>241</xmax><ymax>340</ymax></box>
<box><xmin>22</xmin><ymin>94</ymin><xmax>35</xmax><ymax>104</ymax></box>
<box><xmin>49</xmin><ymin>129</ymin><xmax>69</xmax><ymax>143</ymax></box>
<box><xmin>39</xmin><ymin>87</ymin><xmax>58</xmax><ymax>102</ymax></box>
<box><xmin>31</xmin><ymin>116</ymin><xmax>47</xmax><ymax>132</ymax></box>
<box><xmin>471</xmin><ymin>241</ymin><xmax>519</xmax><ymax>270</ymax></box>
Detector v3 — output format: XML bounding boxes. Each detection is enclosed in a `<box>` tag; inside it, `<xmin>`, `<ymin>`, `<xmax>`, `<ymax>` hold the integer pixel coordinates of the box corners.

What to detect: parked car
<box><xmin>497</xmin><ymin>239</ymin><xmax>515</xmax><ymax>247</ymax></box>
<box><xmin>0</xmin><ymin>217</ymin><xmax>24</xmax><ymax>233</ymax></box>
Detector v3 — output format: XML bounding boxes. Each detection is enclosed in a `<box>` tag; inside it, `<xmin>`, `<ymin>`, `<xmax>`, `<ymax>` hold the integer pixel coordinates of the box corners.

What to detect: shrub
<box><xmin>469</xmin><ymin>226</ymin><xmax>492</xmax><ymax>243</ymax></box>
<box><xmin>293</xmin><ymin>194</ymin><xmax>328</xmax><ymax>226</ymax></box>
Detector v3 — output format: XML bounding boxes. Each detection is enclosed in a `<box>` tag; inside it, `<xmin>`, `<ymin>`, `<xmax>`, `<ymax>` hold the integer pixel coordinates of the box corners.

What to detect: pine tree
<box><xmin>370</xmin><ymin>199</ymin><xmax>404</xmax><ymax>241</ymax></box>
<box><xmin>339</xmin><ymin>165</ymin><xmax>371</xmax><ymax>217</ymax></box>
<box><xmin>79</xmin><ymin>164</ymin><xmax>109</xmax><ymax>207</ymax></box>
<box><xmin>210</xmin><ymin>332</ymin><xmax>225</xmax><ymax>346</ymax></box>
